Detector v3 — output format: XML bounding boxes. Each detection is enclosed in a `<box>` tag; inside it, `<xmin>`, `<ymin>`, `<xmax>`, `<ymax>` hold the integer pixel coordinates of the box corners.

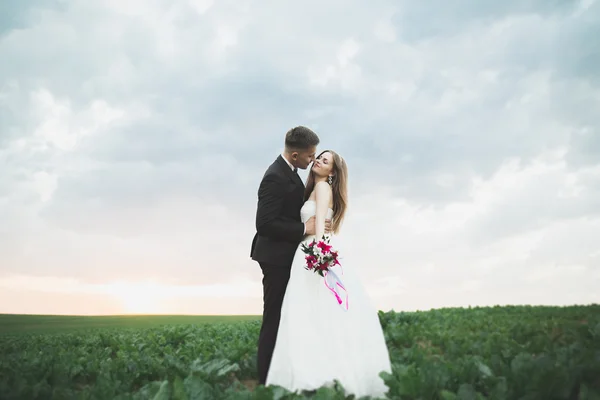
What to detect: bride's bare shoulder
<box><xmin>309</xmin><ymin>181</ymin><xmax>332</xmax><ymax>204</ymax></box>
<box><xmin>314</xmin><ymin>180</ymin><xmax>332</xmax><ymax>194</ymax></box>
<box><xmin>314</xmin><ymin>181</ymin><xmax>333</xmax><ymax>209</ymax></box>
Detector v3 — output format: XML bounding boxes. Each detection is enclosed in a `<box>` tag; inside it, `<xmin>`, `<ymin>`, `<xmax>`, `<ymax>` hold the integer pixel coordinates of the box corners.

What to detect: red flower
<box><xmin>301</xmin><ymin>237</ymin><xmax>341</xmax><ymax>276</ymax></box>
<box><xmin>317</xmin><ymin>241</ymin><xmax>332</xmax><ymax>254</ymax></box>
<box><xmin>305</xmin><ymin>255</ymin><xmax>317</xmax><ymax>268</ymax></box>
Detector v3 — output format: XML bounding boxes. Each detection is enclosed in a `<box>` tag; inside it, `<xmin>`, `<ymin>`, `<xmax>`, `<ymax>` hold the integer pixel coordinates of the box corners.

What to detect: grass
<box><xmin>1</xmin><ymin>305</ymin><xmax>599</xmax><ymax>399</ymax></box>
<box><xmin>0</xmin><ymin>314</ymin><xmax>261</xmax><ymax>335</ymax></box>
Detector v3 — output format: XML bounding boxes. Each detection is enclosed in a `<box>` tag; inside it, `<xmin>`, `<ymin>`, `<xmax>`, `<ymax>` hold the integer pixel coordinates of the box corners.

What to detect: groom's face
<box><xmin>292</xmin><ymin>145</ymin><xmax>317</xmax><ymax>170</ymax></box>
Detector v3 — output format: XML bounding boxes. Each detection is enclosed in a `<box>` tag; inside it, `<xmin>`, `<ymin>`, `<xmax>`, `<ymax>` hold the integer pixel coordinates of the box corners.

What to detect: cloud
<box><xmin>0</xmin><ymin>0</ymin><xmax>599</xmax><ymax>314</ymax></box>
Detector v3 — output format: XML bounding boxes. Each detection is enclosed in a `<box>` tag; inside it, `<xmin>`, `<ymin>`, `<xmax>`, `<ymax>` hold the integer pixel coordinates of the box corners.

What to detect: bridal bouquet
<box><xmin>300</xmin><ymin>235</ymin><xmax>340</xmax><ymax>277</ymax></box>
<box><xmin>301</xmin><ymin>235</ymin><xmax>349</xmax><ymax>311</ymax></box>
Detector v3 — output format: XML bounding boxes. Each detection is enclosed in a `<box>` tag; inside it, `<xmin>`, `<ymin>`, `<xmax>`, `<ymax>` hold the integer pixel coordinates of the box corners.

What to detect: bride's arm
<box><xmin>314</xmin><ymin>181</ymin><xmax>332</xmax><ymax>240</ymax></box>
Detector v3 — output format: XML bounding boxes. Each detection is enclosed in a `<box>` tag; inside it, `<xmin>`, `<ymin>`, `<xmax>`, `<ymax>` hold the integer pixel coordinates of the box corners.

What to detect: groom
<box><xmin>251</xmin><ymin>126</ymin><xmax>323</xmax><ymax>385</ymax></box>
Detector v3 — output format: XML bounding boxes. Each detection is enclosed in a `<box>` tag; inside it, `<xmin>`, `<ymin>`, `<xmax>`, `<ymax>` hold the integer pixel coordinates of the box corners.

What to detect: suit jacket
<box><xmin>250</xmin><ymin>155</ymin><xmax>306</xmax><ymax>267</ymax></box>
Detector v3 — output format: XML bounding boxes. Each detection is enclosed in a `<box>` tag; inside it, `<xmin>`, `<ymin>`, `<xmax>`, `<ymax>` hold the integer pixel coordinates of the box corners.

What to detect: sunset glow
<box><xmin>0</xmin><ymin>275</ymin><xmax>265</xmax><ymax>315</ymax></box>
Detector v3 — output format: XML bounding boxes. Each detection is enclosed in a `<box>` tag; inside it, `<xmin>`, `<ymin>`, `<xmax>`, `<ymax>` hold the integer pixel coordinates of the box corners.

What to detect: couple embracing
<box><xmin>250</xmin><ymin>126</ymin><xmax>391</xmax><ymax>398</ymax></box>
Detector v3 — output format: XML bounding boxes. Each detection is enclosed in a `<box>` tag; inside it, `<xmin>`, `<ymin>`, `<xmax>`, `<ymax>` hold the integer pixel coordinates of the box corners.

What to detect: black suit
<box><xmin>250</xmin><ymin>155</ymin><xmax>306</xmax><ymax>384</ymax></box>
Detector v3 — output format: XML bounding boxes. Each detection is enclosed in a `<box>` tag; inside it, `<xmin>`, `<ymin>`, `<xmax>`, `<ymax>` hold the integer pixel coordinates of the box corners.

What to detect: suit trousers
<box><xmin>257</xmin><ymin>261</ymin><xmax>291</xmax><ymax>385</ymax></box>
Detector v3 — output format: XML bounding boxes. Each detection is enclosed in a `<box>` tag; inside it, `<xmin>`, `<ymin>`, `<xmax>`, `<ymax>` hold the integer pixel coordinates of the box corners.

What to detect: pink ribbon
<box><xmin>323</xmin><ymin>266</ymin><xmax>349</xmax><ymax>311</ymax></box>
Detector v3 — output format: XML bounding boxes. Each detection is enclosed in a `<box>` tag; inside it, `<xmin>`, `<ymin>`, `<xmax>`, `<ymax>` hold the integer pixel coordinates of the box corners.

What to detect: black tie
<box><xmin>293</xmin><ymin>167</ymin><xmax>298</xmax><ymax>174</ymax></box>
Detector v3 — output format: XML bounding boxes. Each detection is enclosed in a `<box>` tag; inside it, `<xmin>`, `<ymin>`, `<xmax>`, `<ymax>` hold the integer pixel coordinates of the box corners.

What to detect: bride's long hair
<box><xmin>304</xmin><ymin>150</ymin><xmax>348</xmax><ymax>234</ymax></box>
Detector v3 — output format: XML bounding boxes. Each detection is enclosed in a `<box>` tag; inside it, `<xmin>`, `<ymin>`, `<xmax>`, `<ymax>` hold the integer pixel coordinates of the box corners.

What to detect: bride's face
<box><xmin>312</xmin><ymin>152</ymin><xmax>334</xmax><ymax>178</ymax></box>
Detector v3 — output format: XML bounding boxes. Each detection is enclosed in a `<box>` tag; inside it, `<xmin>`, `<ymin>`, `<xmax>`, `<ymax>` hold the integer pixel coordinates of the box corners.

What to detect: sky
<box><xmin>0</xmin><ymin>0</ymin><xmax>599</xmax><ymax>315</ymax></box>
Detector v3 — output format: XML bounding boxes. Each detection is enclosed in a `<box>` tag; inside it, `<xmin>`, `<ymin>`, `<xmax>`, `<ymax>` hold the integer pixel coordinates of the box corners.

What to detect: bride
<box><xmin>266</xmin><ymin>150</ymin><xmax>392</xmax><ymax>398</ymax></box>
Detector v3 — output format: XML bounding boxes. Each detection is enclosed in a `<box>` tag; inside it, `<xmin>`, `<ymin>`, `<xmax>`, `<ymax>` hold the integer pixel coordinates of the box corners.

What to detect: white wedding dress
<box><xmin>266</xmin><ymin>200</ymin><xmax>392</xmax><ymax>398</ymax></box>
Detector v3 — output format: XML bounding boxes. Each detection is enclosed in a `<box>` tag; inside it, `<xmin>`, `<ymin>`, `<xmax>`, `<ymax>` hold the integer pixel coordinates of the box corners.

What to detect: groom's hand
<box><xmin>324</xmin><ymin>219</ymin><xmax>332</xmax><ymax>233</ymax></box>
<box><xmin>304</xmin><ymin>217</ymin><xmax>332</xmax><ymax>236</ymax></box>
<box><xmin>305</xmin><ymin>216</ymin><xmax>316</xmax><ymax>235</ymax></box>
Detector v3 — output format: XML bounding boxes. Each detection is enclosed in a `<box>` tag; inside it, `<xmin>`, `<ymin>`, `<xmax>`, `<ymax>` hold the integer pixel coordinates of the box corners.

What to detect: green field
<box><xmin>1</xmin><ymin>305</ymin><xmax>599</xmax><ymax>399</ymax></box>
<box><xmin>0</xmin><ymin>314</ymin><xmax>260</xmax><ymax>335</ymax></box>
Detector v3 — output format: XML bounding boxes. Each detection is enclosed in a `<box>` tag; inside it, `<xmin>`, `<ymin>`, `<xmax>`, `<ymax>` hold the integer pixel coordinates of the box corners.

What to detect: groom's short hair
<box><xmin>284</xmin><ymin>126</ymin><xmax>320</xmax><ymax>150</ymax></box>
